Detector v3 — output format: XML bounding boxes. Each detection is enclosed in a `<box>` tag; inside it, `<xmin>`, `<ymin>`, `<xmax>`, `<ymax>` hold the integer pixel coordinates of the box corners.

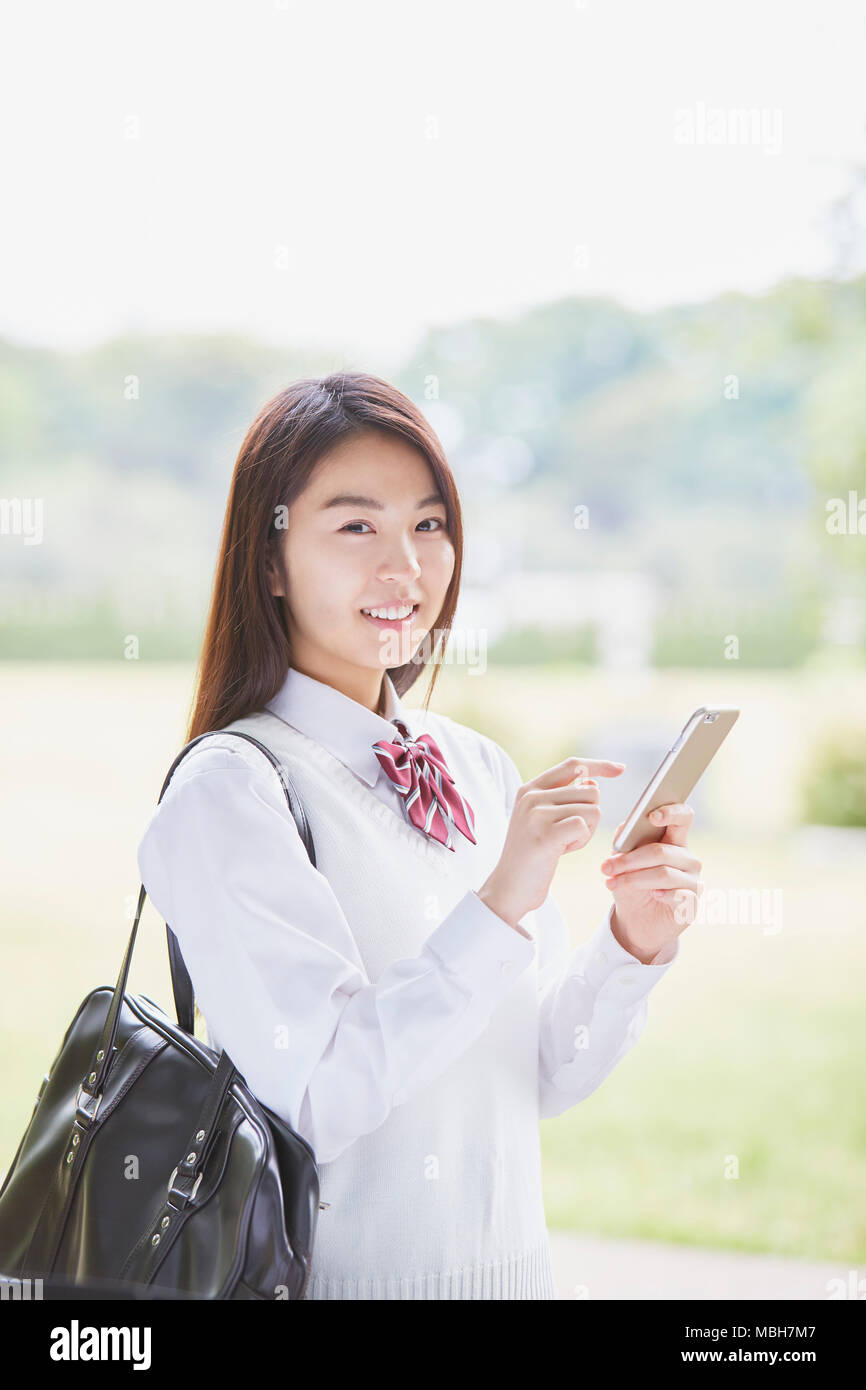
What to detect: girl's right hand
<box><xmin>477</xmin><ymin>755</ymin><xmax>626</xmax><ymax>930</ymax></box>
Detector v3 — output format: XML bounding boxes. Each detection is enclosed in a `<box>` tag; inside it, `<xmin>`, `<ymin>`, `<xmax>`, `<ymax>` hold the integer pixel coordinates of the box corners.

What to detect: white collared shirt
<box><xmin>137</xmin><ymin>667</ymin><xmax>679</xmax><ymax>1165</ymax></box>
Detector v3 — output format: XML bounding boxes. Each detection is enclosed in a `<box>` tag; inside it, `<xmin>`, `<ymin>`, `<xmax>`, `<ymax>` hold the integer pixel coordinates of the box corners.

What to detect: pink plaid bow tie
<box><xmin>372</xmin><ymin>718</ymin><xmax>477</xmax><ymax>851</ymax></box>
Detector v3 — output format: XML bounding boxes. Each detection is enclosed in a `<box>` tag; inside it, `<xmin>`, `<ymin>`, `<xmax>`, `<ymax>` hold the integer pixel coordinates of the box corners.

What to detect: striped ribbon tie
<box><xmin>372</xmin><ymin>718</ymin><xmax>477</xmax><ymax>851</ymax></box>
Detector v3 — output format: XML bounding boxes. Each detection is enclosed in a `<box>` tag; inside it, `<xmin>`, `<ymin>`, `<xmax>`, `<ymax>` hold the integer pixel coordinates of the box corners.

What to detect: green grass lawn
<box><xmin>538</xmin><ymin>834</ymin><xmax>866</xmax><ymax>1261</ymax></box>
<box><xmin>1</xmin><ymin>660</ymin><xmax>864</xmax><ymax>1262</ymax></box>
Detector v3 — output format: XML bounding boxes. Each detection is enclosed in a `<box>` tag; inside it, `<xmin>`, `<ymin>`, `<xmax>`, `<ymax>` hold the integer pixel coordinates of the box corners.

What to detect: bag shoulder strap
<box><xmin>160</xmin><ymin>729</ymin><xmax>317</xmax><ymax>1035</ymax></box>
<box><xmin>79</xmin><ymin>728</ymin><xmax>317</xmax><ymax>1122</ymax></box>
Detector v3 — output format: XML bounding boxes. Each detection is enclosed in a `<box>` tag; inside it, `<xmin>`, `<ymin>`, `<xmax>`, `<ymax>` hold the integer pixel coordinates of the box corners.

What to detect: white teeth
<box><xmin>362</xmin><ymin>604</ymin><xmax>415</xmax><ymax>620</ymax></box>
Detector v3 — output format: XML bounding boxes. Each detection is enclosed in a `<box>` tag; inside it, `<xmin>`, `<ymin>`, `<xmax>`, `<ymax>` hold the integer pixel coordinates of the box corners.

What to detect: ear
<box><xmin>266</xmin><ymin>543</ymin><xmax>285</xmax><ymax>598</ymax></box>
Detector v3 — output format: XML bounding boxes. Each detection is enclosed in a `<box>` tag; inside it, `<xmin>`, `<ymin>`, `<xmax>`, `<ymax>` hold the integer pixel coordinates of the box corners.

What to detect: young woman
<box><xmin>137</xmin><ymin>371</ymin><xmax>702</xmax><ymax>1300</ymax></box>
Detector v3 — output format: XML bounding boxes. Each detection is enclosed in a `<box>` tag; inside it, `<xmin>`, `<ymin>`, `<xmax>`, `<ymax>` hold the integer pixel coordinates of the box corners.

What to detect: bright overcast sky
<box><xmin>1</xmin><ymin>0</ymin><xmax>864</xmax><ymax>368</ymax></box>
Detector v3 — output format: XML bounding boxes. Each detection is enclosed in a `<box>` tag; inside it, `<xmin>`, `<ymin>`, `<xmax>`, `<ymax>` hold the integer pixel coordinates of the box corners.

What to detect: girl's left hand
<box><xmin>598</xmin><ymin>803</ymin><xmax>704</xmax><ymax>963</ymax></box>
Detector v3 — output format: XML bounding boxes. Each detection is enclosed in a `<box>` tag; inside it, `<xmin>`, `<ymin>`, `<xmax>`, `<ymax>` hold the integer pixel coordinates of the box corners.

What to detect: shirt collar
<box><xmin>264</xmin><ymin>668</ymin><xmax>415</xmax><ymax>788</ymax></box>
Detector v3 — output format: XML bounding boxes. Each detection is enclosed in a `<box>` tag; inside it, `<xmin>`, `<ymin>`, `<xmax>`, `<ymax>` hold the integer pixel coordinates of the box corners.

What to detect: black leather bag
<box><xmin>0</xmin><ymin>730</ymin><xmax>321</xmax><ymax>1300</ymax></box>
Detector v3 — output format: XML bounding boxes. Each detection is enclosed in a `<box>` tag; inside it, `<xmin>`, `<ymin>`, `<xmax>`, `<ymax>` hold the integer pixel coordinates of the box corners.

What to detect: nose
<box><xmin>375</xmin><ymin>536</ymin><xmax>422</xmax><ymax>584</ymax></box>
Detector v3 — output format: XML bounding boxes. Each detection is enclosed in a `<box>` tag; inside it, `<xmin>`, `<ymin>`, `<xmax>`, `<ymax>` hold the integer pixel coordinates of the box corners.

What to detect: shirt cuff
<box><xmin>580</xmin><ymin>902</ymin><xmax>680</xmax><ymax>1007</ymax></box>
<box><xmin>424</xmin><ymin>888</ymin><xmax>536</xmax><ymax>998</ymax></box>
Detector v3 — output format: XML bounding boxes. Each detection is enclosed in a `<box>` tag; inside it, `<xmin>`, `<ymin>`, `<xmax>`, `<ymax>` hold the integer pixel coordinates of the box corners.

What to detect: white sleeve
<box><xmin>136</xmin><ymin>740</ymin><xmax>535</xmax><ymax>1166</ymax></box>
<box><xmin>473</xmin><ymin>732</ymin><xmax>679</xmax><ymax>1120</ymax></box>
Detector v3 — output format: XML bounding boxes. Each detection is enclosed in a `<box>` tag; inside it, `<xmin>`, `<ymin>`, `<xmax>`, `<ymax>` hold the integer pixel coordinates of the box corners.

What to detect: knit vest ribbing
<box><xmin>212</xmin><ymin>706</ymin><xmax>557</xmax><ymax>1300</ymax></box>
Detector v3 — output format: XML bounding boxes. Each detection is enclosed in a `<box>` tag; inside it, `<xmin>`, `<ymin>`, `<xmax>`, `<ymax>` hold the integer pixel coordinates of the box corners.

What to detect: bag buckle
<box><xmin>74</xmin><ymin>1085</ymin><xmax>103</xmax><ymax>1128</ymax></box>
<box><xmin>167</xmin><ymin>1164</ymin><xmax>203</xmax><ymax>1207</ymax></box>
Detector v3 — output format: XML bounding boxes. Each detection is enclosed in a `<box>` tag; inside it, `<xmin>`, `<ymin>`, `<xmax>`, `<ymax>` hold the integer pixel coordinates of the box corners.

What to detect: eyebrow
<box><xmin>319</xmin><ymin>492</ymin><xmax>445</xmax><ymax>511</ymax></box>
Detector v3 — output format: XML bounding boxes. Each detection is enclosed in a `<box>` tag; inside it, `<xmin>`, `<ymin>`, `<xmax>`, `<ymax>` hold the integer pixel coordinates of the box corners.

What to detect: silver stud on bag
<box><xmin>185</xmin><ymin>1152</ymin><xmax>196</xmax><ymax>1165</ymax></box>
<box><xmin>161</xmin><ymin>1216</ymin><xmax>170</xmax><ymax>1229</ymax></box>
<box><xmin>195</xmin><ymin>1129</ymin><xmax>205</xmax><ymax>1142</ymax></box>
<box><xmin>65</xmin><ymin>1151</ymin><xmax>75</xmax><ymax>1164</ymax></box>
<box><xmin>96</xmin><ymin>1050</ymin><xmax>104</xmax><ymax>1062</ymax></box>
<box><xmin>151</xmin><ymin>1234</ymin><xmax>160</xmax><ymax>1246</ymax></box>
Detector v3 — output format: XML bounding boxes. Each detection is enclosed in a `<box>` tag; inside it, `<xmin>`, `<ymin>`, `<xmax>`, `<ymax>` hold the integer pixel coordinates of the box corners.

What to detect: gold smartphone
<box><xmin>611</xmin><ymin>706</ymin><xmax>740</xmax><ymax>854</ymax></box>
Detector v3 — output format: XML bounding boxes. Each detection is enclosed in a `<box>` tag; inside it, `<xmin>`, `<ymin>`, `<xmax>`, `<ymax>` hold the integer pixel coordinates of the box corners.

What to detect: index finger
<box><xmin>649</xmin><ymin>802</ymin><xmax>694</xmax><ymax>847</ymax></box>
<box><xmin>533</xmin><ymin>756</ymin><xmax>626</xmax><ymax>789</ymax></box>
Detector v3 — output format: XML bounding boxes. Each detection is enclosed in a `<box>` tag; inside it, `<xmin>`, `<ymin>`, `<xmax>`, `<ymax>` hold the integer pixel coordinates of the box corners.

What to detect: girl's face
<box><xmin>268</xmin><ymin>428</ymin><xmax>456</xmax><ymax>708</ymax></box>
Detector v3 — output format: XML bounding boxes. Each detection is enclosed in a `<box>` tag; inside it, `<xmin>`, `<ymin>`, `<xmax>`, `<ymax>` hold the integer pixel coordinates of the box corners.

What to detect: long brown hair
<box><xmin>184</xmin><ymin>372</ymin><xmax>465</xmax><ymax>742</ymax></box>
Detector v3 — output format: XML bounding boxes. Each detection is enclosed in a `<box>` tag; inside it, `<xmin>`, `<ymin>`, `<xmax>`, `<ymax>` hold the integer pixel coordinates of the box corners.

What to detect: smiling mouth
<box><xmin>360</xmin><ymin>603</ymin><xmax>420</xmax><ymax>628</ymax></box>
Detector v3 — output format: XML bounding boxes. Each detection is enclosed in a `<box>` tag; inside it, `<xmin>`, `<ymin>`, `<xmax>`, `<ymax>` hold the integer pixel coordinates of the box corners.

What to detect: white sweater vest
<box><xmin>218</xmin><ymin>706</ymin><xmax>557</xmax><ymax>1300</ymax></box>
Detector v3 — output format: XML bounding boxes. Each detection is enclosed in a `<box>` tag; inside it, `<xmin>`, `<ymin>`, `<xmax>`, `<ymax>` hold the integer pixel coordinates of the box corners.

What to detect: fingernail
<box><xmin>651</xmin><ymin>810</ymin><xmax>663</xmax><ymax>822</ymax></box>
